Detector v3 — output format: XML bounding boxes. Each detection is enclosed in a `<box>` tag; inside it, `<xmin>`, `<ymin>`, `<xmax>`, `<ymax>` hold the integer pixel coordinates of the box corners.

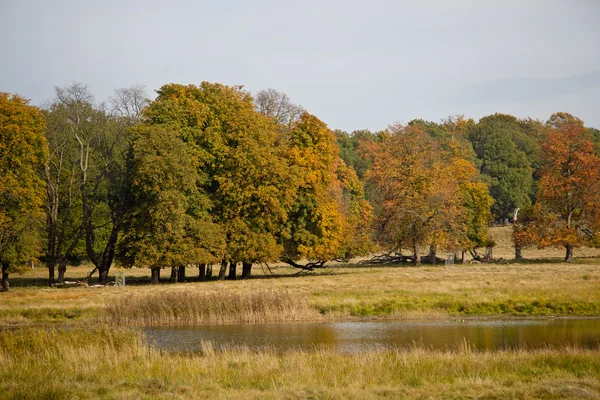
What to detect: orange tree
<box><xmin>366</xmin><ymin>124</ymin><xmax>490</xmax><ymax>264</ymax></box>
<box><xmin>529</xmin><ymin>113</ymin><xmax>600</xmax><ymax>262</ymax></box>
<box><xmin>0</xmin><ymin>93</ymin><xmax>47</xmax><ymax>291</ymax></box>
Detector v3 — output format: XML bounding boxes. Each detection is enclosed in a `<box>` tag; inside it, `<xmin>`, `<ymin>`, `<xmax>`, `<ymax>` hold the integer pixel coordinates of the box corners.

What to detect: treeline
<box><xmin>1</xmin><ymin>83</ymin><xmax>599</xmax><ymax>290</ymax></box>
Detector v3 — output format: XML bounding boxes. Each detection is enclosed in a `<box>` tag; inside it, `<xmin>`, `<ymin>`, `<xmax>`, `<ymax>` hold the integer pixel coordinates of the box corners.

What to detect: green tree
<box><xmin>45</xmin><ymin>84</ymin><xmax>141</xmax><ymax>283</ymax></box>
<box><xmin>468</xmin><ymin>114</ymin><xmax>534</xmax><ymax>222</ymax></box>
<box><xmin>143</xmin><ymin>83</ymin><xmax>293</xmax><ymax>279</ymax></box>
<box><xmin>335</xmin><ymin>129</ymin><xmax>378</xmax><ymax>180</ymax></box>
<box><xmin>0</xmin><ymin>93</ymin><xmax>47</xmax><ymax>291</ymax></box>
<box><xmin>120</xmin><ymin>125</ymin><xmax>224</xmax><ymax>283</ymax></box>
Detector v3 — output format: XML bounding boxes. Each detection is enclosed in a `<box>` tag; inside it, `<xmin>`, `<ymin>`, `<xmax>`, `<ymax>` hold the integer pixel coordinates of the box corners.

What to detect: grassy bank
<box><xmin>1</xmin><ymin>228</ymin><xmax>599</xmax><ymax>326</ymax></box>
<box><xmin>1</xmin><ymin>259</ymin><xmax>600</xmax><ymax>326</ymax></box>
<box><xmin>1</xmin><ymin>326</ymin><xmax>599</xmax><ymax>399</ymax></box>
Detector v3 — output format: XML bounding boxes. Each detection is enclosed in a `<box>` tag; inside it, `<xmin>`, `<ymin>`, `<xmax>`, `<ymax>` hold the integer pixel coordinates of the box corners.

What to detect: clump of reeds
<box><xmin>103</xmin><ymin>289</ymin><xmax>322</xmax><ymax>325</ymax></box>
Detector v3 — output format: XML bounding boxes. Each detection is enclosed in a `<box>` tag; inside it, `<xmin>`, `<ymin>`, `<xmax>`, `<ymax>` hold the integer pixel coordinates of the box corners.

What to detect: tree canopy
<box><xmin>0</xmin><ymin>93</ymin><xmax>47</xmax><ymax>291</ymax></box>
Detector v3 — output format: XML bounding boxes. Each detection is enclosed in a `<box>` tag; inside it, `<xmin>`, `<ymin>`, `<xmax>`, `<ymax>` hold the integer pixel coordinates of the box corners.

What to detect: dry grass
<box><xmin>0</xmin><ymin>326</ymin><xmax>599</xmax><ymax>399</ymax></box>
<box><xmin>104</xmin><ymin>289</ymin><xmax>322</xmax><ymax>325</ymax></box>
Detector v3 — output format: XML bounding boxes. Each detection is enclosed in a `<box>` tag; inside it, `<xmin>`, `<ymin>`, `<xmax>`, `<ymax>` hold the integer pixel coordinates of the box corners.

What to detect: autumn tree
<box><xmin>367</xmin><ymin>124</ymin><xmax>489</xmax><ymax>264</ymax></box>
<box><xmin>531</xmin><ymin>113</ymin><xmax>600</xmax><ymax>262</ymax></box>
<box><xmin>281</xmin><ymin>113</ymin><xmax>373</xmax><ymax>268</ymax></box>
<box><xmin>0</xmin><ymin>93</ymin><xmax>47</xmax><ymax>291</ymax></box>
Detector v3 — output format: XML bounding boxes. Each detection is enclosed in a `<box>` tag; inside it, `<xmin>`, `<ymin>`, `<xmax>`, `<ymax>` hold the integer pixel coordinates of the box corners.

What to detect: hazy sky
<box><xmin>1</xmin><ymin>0</ymin><xmax>599</xmax><ymax>131</ymax></box>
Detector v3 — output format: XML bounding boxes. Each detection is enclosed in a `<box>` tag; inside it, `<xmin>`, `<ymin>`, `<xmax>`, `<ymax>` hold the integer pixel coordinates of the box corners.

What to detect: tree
<box><xmin>43</xmin><ymin>99</ymin><xmax>86</xmax><ymax>285</ymax></box>
<box><xmin>45</xmin><ymin>84</ymin><xmax>146</xmax><ymax>283</ymax></box>
<box><xmin>119</xmin><ymin>125</ymin><xmax>225</xmax><ymax>283</ymax></box>
<box><xmin>468</xmin><ymin>114</ymin><xmax>534</xmax><ymax>222</ymax></box>
<box><xmin>281</xmin><ymin>113</ymin><xmax>374</xmax><ymax>268</ymax></box>
<box><xmin>254</xmin><ymin>88</ymin><xmax>304</xmax><ymax>128</ymax></box>
<box><xmin>335</xmin><ymin>129</ymin><xmax>378</xmax><ymax>180</ymax></box>
<box><xmin>0</xmin><ymin>93</ymin><xmax>47</xmax><ymax>291</ymax></box>
<box><xmin>532</xmin><ymin>113</ymin><xmax>600</xmax><ymax>262</ymax></box>
<box><xmin>367</xmin><ymin>124</ymin><xmax>487</xmax><ymax>264</ymax></box>
<box><xmin>142</xmin><ymin>83</ymin><xmax>294</xmax><ymax>279</ymax></box>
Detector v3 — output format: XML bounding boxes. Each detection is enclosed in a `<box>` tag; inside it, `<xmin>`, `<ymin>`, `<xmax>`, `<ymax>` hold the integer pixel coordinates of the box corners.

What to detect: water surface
<box><xmin>143</xmin><ymin>318</ymin><xmax>600</xmax><ymax>353</ymax></box>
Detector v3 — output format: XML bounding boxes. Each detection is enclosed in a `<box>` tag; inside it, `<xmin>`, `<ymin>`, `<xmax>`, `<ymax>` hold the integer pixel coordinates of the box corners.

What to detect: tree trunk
<box><xmin>57</xmin><ymin>262</ymin><xmax>67</xmax><ymax>284</ymax></box>
<box><xmin>198</xmin><ymin>264</ymin><xmax>206</xmax><ymax>281</ymax></box>
<box><xmin>413</xmin><ymin>241</ymin><xmax>420</xmax><ymax>266</ymax></box>
<box><xmin>170</xmin><ymin>266</ymin><xmax>179</xmax><ymax>283</ymax></box>
<box><xmin>461</xmin><ymin>251</ymin><xmax>465</xmax><ymax>264</ymax></box>
<box><xmin>565</xmin><ymin>245</ymin><xmax>574</xmax><ymax>263</ymax></box>
<box><xmin>206</xmin><ymin>265</ymin><xmax>213</xmax><ymax>279</ymax></box>
<box><xmin>94</xmin><ymin>224</ymin><xmax>120</xmax><ymax>284</ymax></box>
<box><xmin>218</xmin><ymin>260</ymin><xmax>227</xmax><ymax>280</ymax></box>
<box><xmin>1</xmin><ymin>265</ymin><xmax>9</xmax><ymax>292</ymax></box>
<box><xmin>151</xmin><ymin>267</ymin><xmax>160</xmax><ymax>284</ymax></box>
<box><xmin>242</xmin><ymin>262</ymin><xmax>252</xmax><ymax>279</ymax></box>
<box><xmin>48</xmin><ymin>262</ymin><xmax>56</xmax><ymax>287</ymax></box>
<box><xmin>515</xmin><ymin>246</ymin><xmax>523</xmax><ymax>261</ymax></box>
<box><xmin>178</xmin><ymin>265</ymin><xmax>186</xmax><ymax>282</ymax></box>
<box><xmin>429</xmin><ymin>244</ymin><xmax>436</xmax><ymax>265</ymax></box>
<box><xmin>228</xmin><ymin>261</ymin><xmax>237</xmax><ymax>280</ymax></box>
<box><xmin>99</xmin><ymin>268</ymin><xmax>109</xmax><ymax>284</ymax></box>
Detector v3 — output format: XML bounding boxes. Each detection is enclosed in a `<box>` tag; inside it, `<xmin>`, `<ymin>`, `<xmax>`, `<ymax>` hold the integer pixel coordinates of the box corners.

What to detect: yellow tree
<box><xmin>281</xmin><ymin>113</ymin><xmax>373</xmax><ymax>269</ymax></box>
<box><xmin>0</xmin><ymin>93</ymin><xmax>47</xmax><ymax>291</ymax></box>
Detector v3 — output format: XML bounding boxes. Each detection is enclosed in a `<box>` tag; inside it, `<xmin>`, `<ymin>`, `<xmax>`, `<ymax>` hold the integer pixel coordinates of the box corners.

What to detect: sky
<box><xmin>1</xmin><ymin>0</ymin><xmax>599</xmax><ymax>131</ymax></box>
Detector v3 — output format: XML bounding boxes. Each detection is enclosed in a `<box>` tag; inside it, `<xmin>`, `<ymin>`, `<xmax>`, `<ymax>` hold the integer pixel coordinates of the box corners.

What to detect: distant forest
<box><xmin>1</xmin><ymin>83</ymin><xmax>599</xmax><ymax>290</ymax></box>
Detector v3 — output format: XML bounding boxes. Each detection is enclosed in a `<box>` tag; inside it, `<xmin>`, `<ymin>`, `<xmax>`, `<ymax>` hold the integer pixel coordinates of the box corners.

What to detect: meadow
<box><xmin>1</xmin><ymin>227</ymin><xmax>600</xmax><ymax>399</ymax></box>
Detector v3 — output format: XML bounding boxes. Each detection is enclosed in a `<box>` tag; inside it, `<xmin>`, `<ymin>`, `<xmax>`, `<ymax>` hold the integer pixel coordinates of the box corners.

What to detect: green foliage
<box><xmin>468</xmin><ymin>114</ymin><xmax>535</xmax><ymax>220</ymax></box>
<box><xmin>121</xmin><ymin>124</ymin><xmax>224</xmax><ymax>268</ymax></box>
<box><xmin>140</xmin><ymin>83</ymin><xmax>293</xmax><ymax>265</ymax></box>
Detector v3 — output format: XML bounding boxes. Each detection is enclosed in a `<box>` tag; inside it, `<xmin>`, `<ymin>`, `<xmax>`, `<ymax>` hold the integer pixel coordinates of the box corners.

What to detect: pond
<box><xmin>143</xmin><ymin>318</ymin><xmax>600</xmax><ymax>353</ymax></box>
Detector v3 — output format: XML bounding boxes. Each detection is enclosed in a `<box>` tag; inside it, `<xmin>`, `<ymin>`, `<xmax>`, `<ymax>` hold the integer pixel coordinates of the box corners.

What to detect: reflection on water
<box><xmin>143</xmin><ymin>318</ymin><xmax>600</xmax><ymax>353</ymax></box>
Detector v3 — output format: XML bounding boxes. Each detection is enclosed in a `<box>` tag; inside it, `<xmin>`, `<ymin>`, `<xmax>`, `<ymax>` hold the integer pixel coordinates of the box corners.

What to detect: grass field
<box><xmin>1</xmin><ymin>227</ymin><xmax>600</xmax><ymax>398</ymax></box>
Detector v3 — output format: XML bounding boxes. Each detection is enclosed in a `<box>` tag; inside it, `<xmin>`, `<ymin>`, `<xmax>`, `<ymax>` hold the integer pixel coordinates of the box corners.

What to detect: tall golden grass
<box><xmin>104</xmin><ymin>289</ymin><xmax>323</xmax><ymax>325</ymax></box>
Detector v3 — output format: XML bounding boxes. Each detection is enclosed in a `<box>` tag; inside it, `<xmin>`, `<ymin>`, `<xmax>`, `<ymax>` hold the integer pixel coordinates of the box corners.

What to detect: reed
<box><xmin>104</xmin><ymin>289</ymin><xmax>323</xmax><ymax>325</ymax></box>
